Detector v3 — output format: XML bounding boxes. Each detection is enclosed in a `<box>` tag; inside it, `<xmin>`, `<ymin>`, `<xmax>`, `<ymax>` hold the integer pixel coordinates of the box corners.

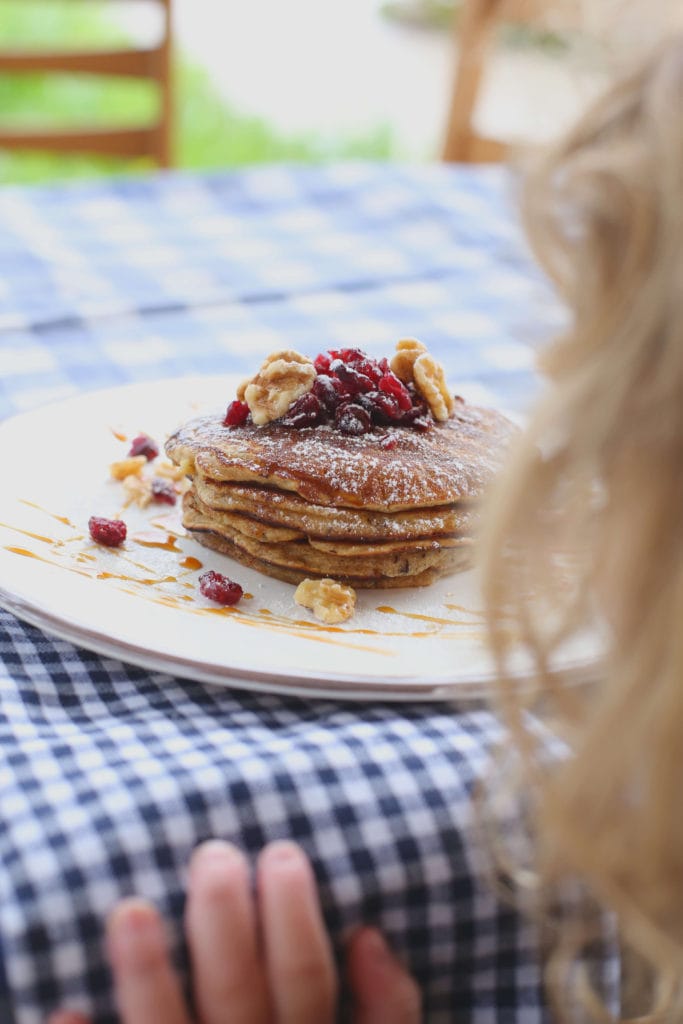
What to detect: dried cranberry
<box><xmin>339</xmin><ymin>347</ymin><xmax>369</xmax><ymax>364</ymax></box>
<box><xmin>332</xmin><ymin>350</ymin><xmax>384</xmax><ymax>385</ymax></box>
<box><xmin>223</xmin><ymin>400</ymin><xmax>250</xmax><ymax>428</ymax></box>
<box><xmin>199</xmin><ymin>570</ymin><xmax>243</xmax><ymax>606</ymax></box>
<box><xmin>151</xmin><ymin>479</ymin><xmax>177</xmax><ymax>505</ymax></box>
<box><xmin>89</xmin><ymin>516</ymin><xmax>127</xmax><ymax>547</ymax></box>
<box><xmin>380</xmin><ymin>434</ymin><xmax>399</xmax><ymax>450</ymax></box>
<box><xmin>330</xmin><ymin>360</ymin><xmax>374</xmax><ymax>395</ymax></box>
<box><xmin>397</xmin><ymin>399</ymin><xmax>428</xmax><ymax>424</ymax></box>
<box><xmin>408</xmin><ymin>415</ymin><xmax>433</xmax><ymax>432</ymax></box>
<box><xmin>378</xmin><ymin>372</ymin><xmax>412</xmax><ymax>411</ymax></box>
<box><xmin>359</xmin><ymin>389</ymin><xmax>402</xmax><ymax>423</ymax></box>
<box><xmin>335</xmin><ymin>402</ymin><xmax>373</xmax><ymax>436</ymax></box>
<box><xmin>280</xmin><ymin>391</ymin><xmax>324</xmax><ymax>428</ymax></box>
<box><xmin>354</xmin><ymin>356</ymin><xmax>383</xmax><ymax>384</ymax></box>
<box><xmin>128</xmin><ymin>434</ymin><xmax>159</xmax><ymax>461</ymax></box>
<box><xmin>354</xmin><ymin>393</ymin><xmax>378</xmax><ymax>417</ymax></box>
<box><xmin>314</xmin><ymin>352</ymin><xmax>331</xmax><ymax>374</ymax></box>
<box><xmin>311</xmin><ymin>374</ymin><xmax>342</xmax><ymax>414</ymax></box>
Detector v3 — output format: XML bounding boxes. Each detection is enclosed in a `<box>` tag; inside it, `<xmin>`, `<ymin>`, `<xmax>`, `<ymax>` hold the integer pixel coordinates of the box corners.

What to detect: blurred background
<box><xmin>0</xmin><ymin>0</ymin><xmax>679</xmax><ymax>184</ymax></box>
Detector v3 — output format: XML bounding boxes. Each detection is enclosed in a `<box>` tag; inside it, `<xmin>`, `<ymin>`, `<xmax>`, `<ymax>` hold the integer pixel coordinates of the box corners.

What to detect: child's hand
<box><xmin>49</xmin><ymin>839</ymin><xmax>421</xmax><ymax>1024</ymax></box>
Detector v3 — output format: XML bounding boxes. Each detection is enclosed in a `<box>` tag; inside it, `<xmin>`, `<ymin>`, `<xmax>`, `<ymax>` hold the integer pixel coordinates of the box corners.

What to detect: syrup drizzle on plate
<box><xmin>1</xmin><ymin>494</ymin><xmax>490</xmax><ymax>658</ymax></box>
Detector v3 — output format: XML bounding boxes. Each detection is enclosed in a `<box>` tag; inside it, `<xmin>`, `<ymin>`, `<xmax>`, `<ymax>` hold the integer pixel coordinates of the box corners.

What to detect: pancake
<box><xmin>187</xmin><ymin>488</ymin><xmax>473</xmax><ymax>556</ymax></box>
<box><xmin>305</xmin><ymin>535</ymin><xmax>470</xmax><ymax>556</ymax></box>
<box><xmin>188</xmin><ymin>504</ymin><xmax>305</xmax><ymax>544</ymax></box>
<box><xmin>166</xmin><ymin>398</ymin><xmax>515</xmax><ymax>512</ymax></box>
<box><xmin>187</xmin><ymin>525</ymin><xmax>473</xmax><ymax>589</ymax></box>
<box><xmin>192</xmin><ymin>476</ymin><xmax>476</xmax><ymax>542</ymax></box>
<box><xmin>183</xmin><ymin>491</ymin><xmax>471</xmax><ymax>581</ymax></box>
<box><xmin>166</xmin><ymin>343</ymin><xmax>517</xmax><ymax>591</ymax></box>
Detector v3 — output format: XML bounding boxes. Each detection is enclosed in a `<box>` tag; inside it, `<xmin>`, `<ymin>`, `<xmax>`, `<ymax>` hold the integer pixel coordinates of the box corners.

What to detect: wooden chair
<box><xmin>442</xmin><ymin>0</ymin><xmax>579</xmax><ymax>162</ymax></box>
<box><xmin>0</xmin><ymin>0</ymin><xmax>173</xmax><ymax>167</ymax></box>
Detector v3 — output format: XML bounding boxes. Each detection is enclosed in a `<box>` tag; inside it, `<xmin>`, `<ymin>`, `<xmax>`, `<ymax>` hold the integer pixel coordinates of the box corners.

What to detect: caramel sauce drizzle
<box><xmin>444</xmin><ymin>602</ymin><xmax>486</xmax><ymax>619</ymax></box>
<box><xmin>1</xmin><ymin>500</ymin><xmax>490</xmax><ymax>652</ymax></box>
<box><xmin>150</xmin><ymin>514</ymin><xmax>185</xmax><ymax>537</ymax></box>
<box><xmin>4</xmin><ymin>547</ymin><xmax>95</xmax><ymax>581</ymax></box>
<box><xmin>180</xmin><ymin>556</ymin><xmax>203</xmax><ymax>570</ymax></box>
<box><xmin>376</xmin><ymin>605</ymin><xmax>481</xmax><ymax>627</ymax></box>
<box><xmin>132</xmin><ymin>532</ymin><xmax>182</xmax><ymax>552</ymax></box>
<box><xmin>111</xmin><ymin>550</ymin><xmax>177</xmax><ymax>576</ymax></box>
<box><xmin>97</xmin><ymin>571</ymin><xmax>178</xmax><ymax>586</ymax></box>
<box><xmin>19</xmin><ymin>499</ymin><xmax>75</xmax><ymax>528</ymax></box>
<box><xmin>0</xmin><ymin>523</ymin><xmax>59</xmax><ymax>546</ymax></box>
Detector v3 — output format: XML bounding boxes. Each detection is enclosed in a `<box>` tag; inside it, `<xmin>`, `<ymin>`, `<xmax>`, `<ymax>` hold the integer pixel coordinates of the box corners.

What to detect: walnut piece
<box><xmin>294</xmin><ymin>577</ymin><xmax>357</xmax><ymax>625</ymax></box>
<box><xmin>110</xmin><ymin>456</ymin><xmax>147</xmax><ymax>480</ymax></box>
<box><xmin>390</xmin><ymin>337</ymin><xmax>427</xmax><ymax>384</ymax></box>
<box><xmin>243</xmin><ymin>350</ymin><xmax>315</xmax><ymax>426</ymax></box>
<box><xmin>122</xmin><ymin>473</ymin><xmax>153</xmax><ymax>509</ymax></box>
<box><xmin>412</xmin><ymin>353</ymin><xmax>455</xmax><ymax>422</ymax></box>
<box><xmin>154</xmin><ymin>459</ymin><xmax>190</xmax><ymax>482</ymax></box>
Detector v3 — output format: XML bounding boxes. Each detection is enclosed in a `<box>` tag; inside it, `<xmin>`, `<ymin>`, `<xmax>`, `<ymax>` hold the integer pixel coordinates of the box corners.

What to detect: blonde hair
<box><xmin>480</xmin><ymin>32</ymin><xmax>683</xmax><ymax>1018</ymax></box>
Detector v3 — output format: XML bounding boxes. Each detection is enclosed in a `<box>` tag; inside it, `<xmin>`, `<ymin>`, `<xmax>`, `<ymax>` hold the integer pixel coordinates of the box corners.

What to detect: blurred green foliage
<box><xmin>381</xmin><ymin>0</ymin><xmax>569</xmax><ymax>52</ymax></box>
<box><xmin>0</xmin><ymin>0</ymin><xmax>396</xmax><ymax>183</ymax></box>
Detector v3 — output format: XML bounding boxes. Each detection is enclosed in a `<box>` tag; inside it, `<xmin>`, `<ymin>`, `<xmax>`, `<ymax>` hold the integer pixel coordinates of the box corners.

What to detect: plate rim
<box><xmin>0</xmin><ymin>582</ymin><xmax>605</xmax><ymax>702</ymax></box>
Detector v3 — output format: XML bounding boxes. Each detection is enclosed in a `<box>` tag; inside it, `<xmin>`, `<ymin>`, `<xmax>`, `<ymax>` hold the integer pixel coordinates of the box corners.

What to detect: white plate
<box><xmin>0</xmin><ymin>378</ymin><xmax>602</xmax><ymax>701</ymax></box>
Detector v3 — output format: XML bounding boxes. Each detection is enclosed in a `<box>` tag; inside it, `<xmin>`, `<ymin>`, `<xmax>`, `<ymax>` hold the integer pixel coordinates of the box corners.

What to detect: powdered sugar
<box><xmin>168</xmin><ymin>406</ymin><xmax>516</xmax><ymax>511</ymax></box>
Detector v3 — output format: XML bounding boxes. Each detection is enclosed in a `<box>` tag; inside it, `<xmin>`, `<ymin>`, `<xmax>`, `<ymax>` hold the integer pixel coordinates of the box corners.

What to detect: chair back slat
<box><xmin>442</xmin><ymin>0</ymin><xmax>580</xmax><ymax>162</ymax></box>
<box><xmin>0</xmin><ymin>47</ymin><xmax>165</xmax><ymax>80</ymax></box>
<box><xmin>0</xmin><ymin>126</ymin><xmax>165</xmax><ymax>158</ymax></box>
<box><xmin>0</xmin><ymin>0</ymin><xmax>173</xmax><ymax>168</ymax></box>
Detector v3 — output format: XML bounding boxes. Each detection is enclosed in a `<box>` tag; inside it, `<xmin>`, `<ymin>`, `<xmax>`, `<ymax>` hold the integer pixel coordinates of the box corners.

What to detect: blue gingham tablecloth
<box><xmin>0</xmin><ymin>162</ymin><xmax>612</xmax><ymax>1024</ymax></box>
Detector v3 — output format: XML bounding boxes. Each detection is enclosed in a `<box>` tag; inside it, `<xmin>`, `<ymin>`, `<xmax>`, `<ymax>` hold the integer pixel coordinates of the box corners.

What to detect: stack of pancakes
<box><xmin>165</xmin><ymin>397</ymin><xmax>516</xmax><ymax>589</ymax></box>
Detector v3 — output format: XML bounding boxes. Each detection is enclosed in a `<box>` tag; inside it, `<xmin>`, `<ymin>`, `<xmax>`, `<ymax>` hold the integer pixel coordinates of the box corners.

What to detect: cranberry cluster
<box><xmin>224</xmin><ymin>348</ymin><xmax>432</xmax><ymax>437</ymax></box>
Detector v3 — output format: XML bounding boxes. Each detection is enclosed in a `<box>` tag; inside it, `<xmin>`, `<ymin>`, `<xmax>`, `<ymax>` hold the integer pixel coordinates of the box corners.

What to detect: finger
<box><xmin>185</xmin><ymin>839</ymin><xmax>271</xmax><ymax>1024</ymax></box>
<box><xmin>106</xmin><ymin>899</ymin><xmax>189</xmax><ymax>1024</ymax></box>
<box><xmin>257</xmin><ymin>841</ymin><xmax>337</xmax><ymax>1024</ymax></box>
<box><xmin>347</xmin><ymin>928</ymin><xmax>422</xmax><ymax>1024</ymax></box>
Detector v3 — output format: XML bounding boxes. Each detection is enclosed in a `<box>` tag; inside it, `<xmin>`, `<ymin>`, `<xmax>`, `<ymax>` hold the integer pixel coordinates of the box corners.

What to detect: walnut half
<box><xmin>243</xmin><ymin>349</ymin><xmax>316</xmax><ymax>426</ymax></box>
<box><xmin>294</xmin><ymin>578</ymin><xmax>357</xmax><ymax>624</ymax></box>
<box><xmin>412</xmin><ymin>353</ymin><xmax>455</xmax><ymax>422</ymax></box>
<box><xmin>390</xmin><ymin>337</ymin><xmax>427</xmax><ymax>384</ymax></box>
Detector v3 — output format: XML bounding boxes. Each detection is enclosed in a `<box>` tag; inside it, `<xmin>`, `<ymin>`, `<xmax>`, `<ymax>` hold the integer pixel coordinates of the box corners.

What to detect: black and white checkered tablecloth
<box><xmin>0</xmin><ymin>163</ymin><xmax>614</xmax><ymax>1023</ymax></box>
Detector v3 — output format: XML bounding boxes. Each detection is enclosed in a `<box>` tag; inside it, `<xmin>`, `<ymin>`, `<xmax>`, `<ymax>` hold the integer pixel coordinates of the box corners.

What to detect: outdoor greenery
<box><xmin>0</xmin><ymin>0</ymin><xmax>395</xmax><ymax>184</ymax></box>
<box><xmin>381</xmin><ymin>0</ymin><xmax>570</xmax><ymax>52</ymax></box>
